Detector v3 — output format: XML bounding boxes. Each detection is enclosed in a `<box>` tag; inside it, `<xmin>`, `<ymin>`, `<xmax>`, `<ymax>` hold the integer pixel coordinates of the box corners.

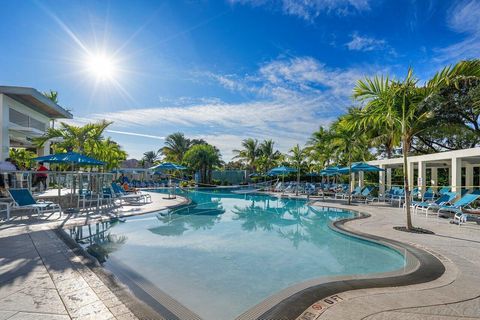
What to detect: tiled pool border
<box><xmin>56</xmin><ymin>202</ymin><xmax>446</xmax><ymax>320</ymax></box>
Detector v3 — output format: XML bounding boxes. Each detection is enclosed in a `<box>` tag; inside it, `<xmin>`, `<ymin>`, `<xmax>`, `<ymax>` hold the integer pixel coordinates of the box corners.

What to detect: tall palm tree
<box><xmin>258</xmin><ymin>139</ymin><xmax>282</xmax><ymax>172</ymax></box>
<box><xmin>141</xmin><ymin>150</ymin><xmax>160</xmax><ymax>168</ymax></box>
<box><xmin>329</xmin><ymin>116</ymin><xmax>370</xmax><ymax>204</ymax></box>
<box><xmin>306</xmin><ymin>126</ymin><xmax>335</xmax><ymax>168</ymax></box>
<box><xmin>352</xmin><ymin>61</ymin><xmax>480</xmax><ymax>229</ymax></box>
<box><xmin>233</xmin><ymin>138</ymin><xmax>259</xmax><ymax>171</ymax></box>
<box><xmin>289</xmin><ymin>144</ymin><xmax>305</xmax><ymax>196</ymax></box>
<box><xmin>161</xmin><ymin>132</ymin><xmax>192</xmax><ymax>163</ymax></box>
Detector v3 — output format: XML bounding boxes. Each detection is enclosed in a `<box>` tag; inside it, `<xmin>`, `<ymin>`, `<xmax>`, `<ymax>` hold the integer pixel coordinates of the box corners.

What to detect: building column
<box><xmin>407</xmin><ymin>161</ymin><xmax>414</xmax><ymax>189</ymax></box>
<box><xmin>431</xmin><ymin>167</ymin><xmax>438</xmax><ymax>190</ymax></box>
<box><xmin>350</xmin><ymin>172</ymin><xmax>356</xmax><ymax>190</ymax></box>
<box><xmin>418</xmin><ymin>161</ymin><xmax>426</xmax><ymax>194</ymax></box>
<box><xmin>451</xmin><ymin>157</ymin><xmax>462</xmax><ymax>192</ymax></box>
<box><xmin>466</xmin><ymin>164</ymin><xmax>474</xmax><ymax>190</ymax></box>
<box><xmin>37</xmin><ymin>141</ymin><xmax>50</xmax><ymax>157</ymax></box>
<box><xmin>379</xmin><ymin>165</ymin><xmax>386</xmax><ymax>195</ymax></box>
<box><xmin>386</xmin><ymin>168</ymin><xmax>392</xmax><ymax>190</ymax></box>
<box><xmin>358</xmin><ymin>171</ymin><xmax>364</xmax><ymax>188</ymax></box>
<box><xmin>0</xmin><ymin>95</ymin><xmax>9</xmax><ymax>160</ymax></box>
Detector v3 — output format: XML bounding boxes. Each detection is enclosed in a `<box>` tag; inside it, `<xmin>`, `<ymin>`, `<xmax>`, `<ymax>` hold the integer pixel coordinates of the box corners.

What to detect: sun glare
<box><xmin>86</xmin><ymin>53</ymin><xmax>117</xmax><ymax>81</ymax></box>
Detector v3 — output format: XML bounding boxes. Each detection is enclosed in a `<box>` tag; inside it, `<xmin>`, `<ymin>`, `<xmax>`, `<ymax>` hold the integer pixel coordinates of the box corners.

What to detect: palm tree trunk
<box><xmin>403</xmin><ymin>138</ymin><xmax>413</xmax><ymax>230</ymax></box>
<box><xmin>348</xmin><ymin>152</ymin><xmax>352</xmax><ymax>205</ymax></box>
<box><xmin>296</xmin><ymin>169</ymin><xmax>300</xmax><ymax>196</ymax></box>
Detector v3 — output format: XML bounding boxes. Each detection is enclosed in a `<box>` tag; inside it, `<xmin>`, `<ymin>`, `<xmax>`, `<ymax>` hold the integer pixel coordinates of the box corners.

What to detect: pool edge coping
<box><xmin>237</xmin><ymin>205</ymin><xmax>446</xmax><ymax>320</ymax></box>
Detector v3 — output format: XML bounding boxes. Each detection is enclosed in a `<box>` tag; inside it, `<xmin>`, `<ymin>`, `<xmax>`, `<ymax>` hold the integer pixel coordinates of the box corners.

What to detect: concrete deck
<box><xmin>2</xmin><ymin>191</ymin><xmax>480</xmax><ymax>319</ymax></box>
<box><xmin>0</xmin><ymin>192</ymin><xmax>186</xmax><ymax>320</ymax></box>
<box><xmin>298</xmin><ymin>198</ymin><xmax>480</xmax><ymax>320</ymax></box>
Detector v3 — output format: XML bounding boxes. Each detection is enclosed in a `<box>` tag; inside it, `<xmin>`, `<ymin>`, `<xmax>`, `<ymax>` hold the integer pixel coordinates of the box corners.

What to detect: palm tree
<box><xmin>257</xmin><ymin>139</ymin><xmax>282</xmax><ymax>173</ymax></box>
<box><xmin>141</xmin><ymin>150</ymin><xmax>160</xmax><ymax>168</ymax></box>
<box><xmin>306</xmin><ymin>126</ymin><xmax>335</xmax><ymax>169</ymax></box>
<box><xmin>161</xmin><ymin>132</ymin><xmax>192</xmax><ymax>163</ymax></box>
<box><xmin>352</xmin><ymin>61</ymin><xmax>480</xmax><ymax>229</ymax></box>
<box><xmin>183</xmin><ymin>144</ymin><xmax>222</xmax><ymax>184</ymax></box>
<box><xmin>233</xmin><ymin>138</ymin><xmax>259</xmax><ymax>171</ymax></box>
<box><xmin>289</xmin><ymin>144</ymin><xmax>306</xmax><ymax>196</ymax></box>
<box><xmin>329</xmin><ymin>113</ymin><xmax>371</xmax><ymax>204</ymax></box>
<box><xmin>34</xmin><ymin>120</ymin><xmax>126</xmax><ymax>170</ymax></box>
<box><xmin>43</xmin><ymin>90</ymin><xmax>58</xmax><ymax>103</ymax></box>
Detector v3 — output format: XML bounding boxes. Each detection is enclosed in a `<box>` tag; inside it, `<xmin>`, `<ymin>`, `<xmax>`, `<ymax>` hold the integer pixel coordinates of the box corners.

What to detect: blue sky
<box><xmin>0</xmin><ymin>0</ymin><xmax>479</xmax><ymax>160</ymax></box>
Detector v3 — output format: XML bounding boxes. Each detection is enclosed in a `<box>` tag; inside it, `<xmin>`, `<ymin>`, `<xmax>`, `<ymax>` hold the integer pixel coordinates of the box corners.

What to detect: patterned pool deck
<box><xmin>1</xmin><ymin>192</ymin><xmax>480</xmax><ymax>319</ymax></box>
<box><xmin>0</xmin><ymin>192</ymin><xmax>187</xmax><ymax>320</ymax></box>
<box><xmin>302</xmin><ymin>198</ymin><xmax>480</xmax><ymax>320</ymax></box>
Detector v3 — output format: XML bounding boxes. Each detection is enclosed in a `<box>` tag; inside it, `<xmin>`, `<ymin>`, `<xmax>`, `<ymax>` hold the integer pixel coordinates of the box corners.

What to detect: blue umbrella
<box><xmin>149</xmin><ymin>162</ymin><xmax>186</xmax><ymax>171</ymax></box>
<box><xmin>337</xmin><ymin>162</ymin><xmax>384</xmax><ymax>174</ymax></box>
<box><xmin>33</xmin><ymin>151</ymin><xmax>104</xmax><ymax>166</ymax></box>
<box><xmin>320</xmin><ymin>166</ymin><xmax>341</xmax><ymax>176</ymax></box>
<box><xmin>267</xmin><ymin>166</ymin><xmax>297</xmax><ymax>175</ymax></box>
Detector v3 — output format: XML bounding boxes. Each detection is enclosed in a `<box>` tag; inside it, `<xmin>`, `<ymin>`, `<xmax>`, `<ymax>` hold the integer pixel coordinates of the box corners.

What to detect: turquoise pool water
<box><xmin>67</xmin><ymin>189</ymin><xmax>405</xmax><ymax>320</ymax></box>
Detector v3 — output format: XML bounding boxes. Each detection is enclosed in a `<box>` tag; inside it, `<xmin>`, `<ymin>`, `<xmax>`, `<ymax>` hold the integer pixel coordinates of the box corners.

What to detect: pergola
<box><xmin>367</xmin><ymin>147</ymin><xmax>480</xmax><ymax>195</ymax></box>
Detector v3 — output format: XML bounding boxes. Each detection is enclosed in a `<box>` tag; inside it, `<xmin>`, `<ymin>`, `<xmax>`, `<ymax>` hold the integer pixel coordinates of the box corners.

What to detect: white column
<box><xmin>418</xmin><ymin>161</ymin><xmax>426</xmax><ymax>194</ymax></box>
<box><xmin>386</xmin><ymin>168</ymin><xmax>392</xmax><ymax>190</ymax></box>
<box><xmin>358</xmin><ymin>171</ymin><xmax>364</xmax><ymax>188</ymax></box>
<box><xmin>350</xmin><ymin>172</ymin><xmax>356</xmax><ymax>190</ymax></box>
<box><xmin>451</xmin><ymin>157</ymin><xmax>462</xmax><ymax>192</ymax></box>
<box><xmin>379</xmin><ymin>165</ymin><xmax>386</xmax><ymax>195</ymax></box>
<box><xmin>407</xmin><ymin>161</ymin><xmax>414</xmax><ymax>189</ymax></box>
<box><xmin>431</xmin><ymin>167</ymin><xmax>438</xmax><ymax>190</ymax></box>
<box><xmin>466</xmin><ymin>164</ymin><xmax>474</xmax><ymax>190</ymax></box>
<box><xmin>37</xmin><ymin>141</ymin><xmax>50</xmax><ymax>157</ymax></box>
<box><xmin>0</xmin><ymin>95</ymin><xmax>9</xmax><ymax>160</ymax></box>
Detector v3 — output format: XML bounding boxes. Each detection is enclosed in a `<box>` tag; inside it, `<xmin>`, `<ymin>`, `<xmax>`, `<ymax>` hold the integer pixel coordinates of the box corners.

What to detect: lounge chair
<box><xmin>438</xmin><ymin>187</ymin><xmax>451</xmax><ymax>195</ymax></box>
<box><xmin>8</xmin><ymin>188</ymin><xmax>62</xmax><ymax>217</ymax></box>
<box><xmin>437</xmin><ymin>193</ymin><xmax>480</xmax><ymax>218</ymax></box>
<box><xmin>336</xmin><ymin>186</ymin><xmax>362</xmax><ymax>199</ymax></box>
<box><xmin>111</xmin><ymin>183</ymin><xmax>151</xmax><ymax>203</ymax></box>
<box><xmin>413</xmin><ymin>192</ymin><xmax>458</xmax><ymax>217</ymax></box>
<box><xmin>453</xmin><ymin>209</ymin><xmax>480</xmax><ymax>225</ymax></box>
<box><xmin>353</xmin><ymin>186</ymin><xmax>374</xmax><ymax>202</ymax></box>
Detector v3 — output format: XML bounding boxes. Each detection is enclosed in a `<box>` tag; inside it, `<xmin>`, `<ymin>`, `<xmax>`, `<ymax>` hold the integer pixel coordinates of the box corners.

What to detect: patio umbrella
<box><xmin>149</xmin><ymin>162</ymin><xmax>186</xmax><ymax>171</ymax></box>
<box><xmin>33</xmin><ymin>151</ymin><xmax>105</xmax><ymax>202</ymax></box>
<box><xmin>337</xmin><ymin>162</ymin><xmax>384</xmax><ymax>174</ymax></box>
<box><xmin>33</xmin><ymin>151</ymin><xmax>105</xmax><ymax>166</ymax></box>
<box><xmin>267</xmin><ymin>166</ymin><xmax>297</xmax><ymax>184</ymax></box>
<box><xmin>149</xmin><ymin>162</ymin><xmax>187</xmax><ymax>198</ymax></box>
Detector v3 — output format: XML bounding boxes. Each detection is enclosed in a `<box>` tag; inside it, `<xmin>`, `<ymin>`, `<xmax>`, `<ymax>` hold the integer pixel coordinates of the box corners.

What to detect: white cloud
<box><xmin>345</xmin><ymin>32</ymin><xmax>387</xmax><ymax>51</ymax></box>
<box><xmin>435</xmin><ymin>0</ymin><xmax>480</xmax><ymax>62</ymax></box>
<box><xmin>229</xmin><ymin>0</ymin><xmax>370</xmax><ymax>21</ymax></box>
<box><xmin>78</xmin><ymin>56</ymin><xmax>378</xmax><ymax>160</ymax></box>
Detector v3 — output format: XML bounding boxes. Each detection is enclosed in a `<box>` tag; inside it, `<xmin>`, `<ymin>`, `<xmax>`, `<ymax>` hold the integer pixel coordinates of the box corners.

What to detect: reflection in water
<box><xmin>68</xmin><ymin>220</ymin><xmax>127</xmax><ymax>263</ymax></box>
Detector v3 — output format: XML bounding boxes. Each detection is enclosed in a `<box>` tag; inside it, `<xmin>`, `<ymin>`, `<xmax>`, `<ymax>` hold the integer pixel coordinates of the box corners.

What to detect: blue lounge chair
<box><xmin>438</xmin><ymin>187</ymin><xmax>451</xmax><ymax>195</ymax></box>
<box><xmin>111</xmin><ymin>183</ymin><xmax>151</xmax><ymax>203</ymax></box>
<box><xmin>437</xmin><ymin>193</ymin><xmax>480</xmax><ymax>217</ymax></box>
<box><xmin>413</xmin><ymin>192</ymin><xmax>457</xmax><ymax>217</ymax></box>
<box><xmin>8</xmin><ymin>188</ymin><xmax>62</xmax><ymax>216</ymax></box>
<box><xmin>335</xmin><ymin>186</ymin><xmax>361</xmax><ymax>199</ymax></box>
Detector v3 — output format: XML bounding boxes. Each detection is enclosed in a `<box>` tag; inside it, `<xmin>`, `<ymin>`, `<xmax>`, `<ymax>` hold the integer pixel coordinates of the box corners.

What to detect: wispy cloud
<box><xmin>228</xmin><ymin>0</ymin><xmax>370</xmax><ymax>21</ymax></box>
<box><xmin>345</xmin><ymin>32</ymin><xmax>387</xmax><ymax>51</ymax></box>
<box><xmin>106</xmin><ymin>130</ymin><xmax>165</xmax><ymax>140</ymax></box>
<box><xmin>80</xmin><ymin>56</ymin><xmax>379</xmax><ymax>160</ymax></box>
<box><xmin>435</xmin><ymin>0</ymin><xmax>480</xmax><ymax>62</ymax></box>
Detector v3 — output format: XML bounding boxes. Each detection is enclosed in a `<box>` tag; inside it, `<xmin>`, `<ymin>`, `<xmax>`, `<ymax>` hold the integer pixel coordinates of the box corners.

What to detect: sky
<box><xmin>0</xmin><ymin>0</ymin><xmax>479</xmax><ymax>161</ymax></box>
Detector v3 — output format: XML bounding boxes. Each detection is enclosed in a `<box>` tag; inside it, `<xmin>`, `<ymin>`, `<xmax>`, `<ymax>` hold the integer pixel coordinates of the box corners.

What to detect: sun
<box><xmin>85</xmin><ymin>53</ymin><xmax>117</xmax><ymax>81</ymax></box>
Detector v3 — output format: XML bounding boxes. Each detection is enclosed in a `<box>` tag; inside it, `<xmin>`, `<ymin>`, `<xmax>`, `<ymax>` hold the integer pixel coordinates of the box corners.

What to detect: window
<box><xmin>9</xmin><ymin>108</ymin><xmax>47</xmax><ymax>131</ymax></box>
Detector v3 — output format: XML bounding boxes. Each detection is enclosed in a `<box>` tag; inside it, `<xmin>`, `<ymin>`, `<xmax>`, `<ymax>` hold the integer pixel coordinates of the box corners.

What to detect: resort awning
<box><xmin>33</xmin><ymin>151</ymin><xmax>105</xmax><ymax>166</ymax></box>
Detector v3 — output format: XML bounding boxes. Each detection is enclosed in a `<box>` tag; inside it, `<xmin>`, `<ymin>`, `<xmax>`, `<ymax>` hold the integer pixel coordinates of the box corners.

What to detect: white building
<box><xmin>367</xmin><ymin>147</ymin><xmax>480</xmax><ymax>194</ymax></box>
<box><xmin>0</xmin><ymin>86</ymin><xmax>72</xmax><ymax>160</ymax></box>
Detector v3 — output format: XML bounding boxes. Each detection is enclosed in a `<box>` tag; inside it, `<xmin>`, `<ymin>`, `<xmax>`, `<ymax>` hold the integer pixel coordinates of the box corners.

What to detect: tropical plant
<box><xmin>288</xmin><ymin>144</ymin><xmax>306</xmax><ymax>196</ymax></box>
<box><xmin>9</xmin><ymin>148</ymin><xmax>36</xmax><ymax>169</ymax></box>
<box><xmin>257</xmin><ymin>139</ymin><xmax>282</xmax><ymax>173</ymax></box>
<box><xmin>43</xmin><ymin>90</ymin><xmax>59</xmax><ymax>103</ymax></box>
<box><xmin>141</xmin><ymin>150</ymin><xmax>161</xmax><ymax>168</ymax></box>
<box><xmin>233</xmin><ymin>138</ymin><xmax>259</xmax><ymax>171</ymax></box>
<box><xmin>183</xmin><ymin>144</ymin><xmax>222</xmax><ymax>184</ymax></box>
<box><xmin>352</xmin><ymin>60</ymin><xmax>480</xmax><ymax>229</ymax></box>
<box><xmin>34</xmin><ymin>120</ymin><xmax>127</xmax><ymax>170</ymax></box>
<box><xmin>160</xmin><ymin>132</ymin><xmax>205</xmax><ymax>163</ymax></box>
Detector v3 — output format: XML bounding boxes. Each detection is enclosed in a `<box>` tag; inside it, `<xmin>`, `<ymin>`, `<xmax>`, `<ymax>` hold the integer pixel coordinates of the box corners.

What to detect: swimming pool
<box><xmin>66</xmin><ymin>188</ymin><xmax>406</xmax><ymax>320</ymax></box>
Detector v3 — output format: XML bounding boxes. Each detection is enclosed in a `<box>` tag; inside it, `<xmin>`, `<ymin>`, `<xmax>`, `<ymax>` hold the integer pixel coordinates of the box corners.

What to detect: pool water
<box><xmin>67</xmin><ymin>189</ymin><xmax>405</xmax><ymax>320</ymax></box>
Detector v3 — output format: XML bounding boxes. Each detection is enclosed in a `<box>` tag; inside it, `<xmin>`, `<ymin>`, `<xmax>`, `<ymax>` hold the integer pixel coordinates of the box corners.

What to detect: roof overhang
<box><xmin>0</xmin><ymin>86</ymin><xmax>73</xmax><ymax>119</ymax></box>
